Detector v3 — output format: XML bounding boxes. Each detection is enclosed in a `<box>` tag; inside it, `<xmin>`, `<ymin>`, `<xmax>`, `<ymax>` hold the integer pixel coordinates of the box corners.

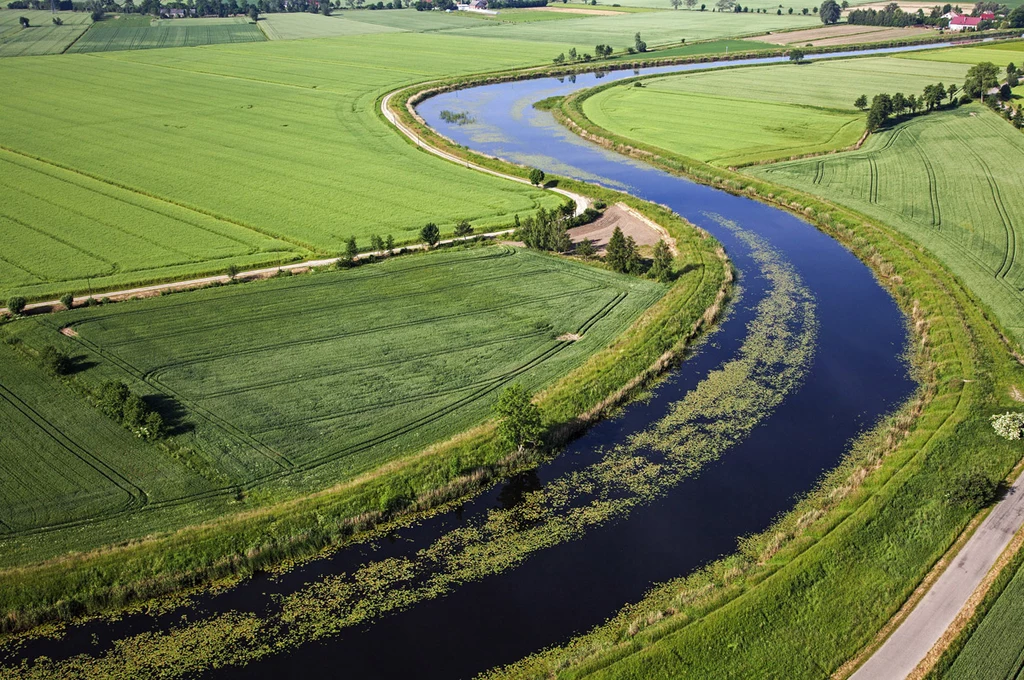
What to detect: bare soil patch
<box><xmin>745</xmin><ymin>24</ymin><xmax>931</xmax><ymax>46</ymax></box>
<box><xmin>569</xmin><ymin>203</ymin><xmax>665</xmax><ymax>254</ymax></box>
<box><xmin>59</xmin><ymin>327</ymin><xmax>79</xmax><ymax>337</ymax></box>
<box><xmin>525</xmin><ymin>6</ymin><xmax>623</xmax><ymax>15</ymax></box>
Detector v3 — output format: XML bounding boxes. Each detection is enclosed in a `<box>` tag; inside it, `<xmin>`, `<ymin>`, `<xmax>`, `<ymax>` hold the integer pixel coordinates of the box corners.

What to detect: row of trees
<box><xmin>98</xmin><ymin>381</ymin><xmax>166</xmax><ymax>440</ymax></box>
<box><xmin>860</xmin><ymin>82</ymin><xmax>960</xmax><ymax>130</ymax></box>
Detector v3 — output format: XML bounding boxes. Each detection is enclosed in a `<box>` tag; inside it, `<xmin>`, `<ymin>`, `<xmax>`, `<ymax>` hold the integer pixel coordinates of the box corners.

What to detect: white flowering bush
<box><xmin>991</xmin><ymin>412</ymin><xmax>1024</xmax><ymax>440</ymax></box>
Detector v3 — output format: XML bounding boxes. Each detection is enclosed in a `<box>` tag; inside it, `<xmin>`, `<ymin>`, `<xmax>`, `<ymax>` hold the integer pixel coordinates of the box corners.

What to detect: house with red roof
<box><xmin>949</xmin><ymin>15</ymin><xmax>982</xmax><ymax>30</ymax></box>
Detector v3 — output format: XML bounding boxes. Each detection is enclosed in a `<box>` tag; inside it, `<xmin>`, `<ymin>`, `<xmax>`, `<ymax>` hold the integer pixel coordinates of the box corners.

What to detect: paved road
<box><xmin>852</xmin><ymin>467</ymin><xmax>1024</xmax><ymax>679</ymax></box>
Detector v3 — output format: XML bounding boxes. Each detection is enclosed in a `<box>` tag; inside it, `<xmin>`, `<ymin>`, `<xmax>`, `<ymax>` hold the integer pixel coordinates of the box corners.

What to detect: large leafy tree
<box><xmin>494</xmin><ymin>384</ymin><xmax>543</xmax><ymax>454</ymax></box>
<box><xmin>963</xmin><ymin>61</ymin><xmax>999</xmax><ymax>99</ymax></box>
<box><xmin>819</xmin><ymin>0</ymin><xmax>840</xmax><ymax>23</ymax></box>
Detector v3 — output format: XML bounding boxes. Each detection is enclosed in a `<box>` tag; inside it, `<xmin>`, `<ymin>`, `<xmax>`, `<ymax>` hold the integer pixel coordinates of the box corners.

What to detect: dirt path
<box><xmin>1</xmin><ymin>232</ymin><xmax>513</xmax><ymax>316</ymax></box>
<box><xmin>849</xmin><ymin>467</ymin><xmax>1024</xmax><ymax>679</ymax></box>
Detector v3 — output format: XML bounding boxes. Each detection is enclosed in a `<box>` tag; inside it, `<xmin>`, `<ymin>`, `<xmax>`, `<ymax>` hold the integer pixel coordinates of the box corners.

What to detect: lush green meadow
<box><xmin>0</xmin><ymin>245</ymin><xmax>664</xmax><ymax>561</ymax></box>
<box><xmin>0</xmin><ymin>10</ymin><xmax>90</xmax><ymax>57</ymax></box>
<box><xmin>755</xmin><ymin>105</ymin><xmax>1024</xmax><ymax>343</ymax></box>
<box><xmin>581</xmin><ymin>56</ymin><xmax>970</xmax><ymax>166</ymax></box>
<box><xmin>0</xmin><ymin>32</ymin><xmax>567</xmax><ymax>301</ymax></box>
<box><xmin>68</xmin><ymin>16</ymin><xmax>264</xmax><ymax>53</ymax></box>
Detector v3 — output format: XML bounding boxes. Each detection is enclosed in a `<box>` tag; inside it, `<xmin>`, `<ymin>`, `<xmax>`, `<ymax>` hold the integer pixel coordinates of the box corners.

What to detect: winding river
<box><xmin>4</xmin><ymin>46</ymin><xmax>934</xmax><ymax>679</ymax></box>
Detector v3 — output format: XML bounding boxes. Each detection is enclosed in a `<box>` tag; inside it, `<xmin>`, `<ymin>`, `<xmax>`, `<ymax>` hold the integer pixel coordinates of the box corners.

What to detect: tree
<box><xmin>52</xmin><ymin>15</ymin><xmax>63</xmax><ymax>24</ymax></box>
<box><xmin>553</xmin><ymin>53</ymin><xmax>565</xmax><ymax>65</ymax></box>
<box><xmin>634</xmin><ymin>32</ymin><xmax>647</xmax><ymax>52</ymax></box>
<box><xmin>494</xmin><ymin>384</ymin><xmax>543</xmax><ymax>454</ymax></box>
<box><xmin>345</xmin><ymin>235</ymin><xmax>358</xmax><ymax>260</ymax></box>
<box><xmin>528</xmin><ymin>167</ymin><xmax>545</xmax><ymax>186</ymax></box>
<box><xmin>568</xmin><ymin>47</ymin><xmax>577</xmax><ymax>61</ymax></box>
<box><xmin>1009</xmin><ymin>71</ymin><xmax>1020</xmax><ymax>88</ymax></box>
<box><xmin>6</xmin><ymin>296</ymin><xmax>26</xmax><ymax>315</ymax></box>
<box><xmin>60</xmin><ymin>293</ymin><xmax>74</xmax><ymax>310</ymax></box>
<box><xmin>866</xmin><ymin>93</ymin><xmax>892</xmax><ymax>131</ymax></box>
<box><xmin>685</xmin><ymin>0</ymin><xmax>697</xmax><ymax>7</ymax></box>
<box><xmin>714</xmin><ymin>0</ymin><xmax>733</xmax><ymax>9</ymax></box>
<box><xmin>964</xmin><ymin>61</ymin><xmax>999</xmax><ymax>99</ymax></box>
<box><xmin>420</xmin><ymin>222</ymin><xmax>440</xmax><ymax>246</ymax></box>
<box><xmin>1009</xmin><ymin>4</ymin><xmax>1024</xmax><ymax>27</ymax></box>
<box><xmin>854</xmin><ymin>94</ymin><xmax>868</xmax><ymax>109</ymax></box>
<box><xmin>18</xmin><ymin>15</ymin><xmax>29</xmax><ymax>26</ymax></box>
<box><xmin>39</xmin><ymin>345</ymin><xmax>72</xmax><ymax>376</ymax></box>
<box><xmin>247</xmin><ymin>3</ymin><xmax>258</xmax><ymax>19</ymax></box>
<box><xmin>947</xmin><ymin>82</ymin><xmax>959</xmax><ymax>102</ymax></box>
<box><xmin>370</xmin><ymin>234</ymin><xmax>385</xmax><ymax>252</ymax></box>
<box><xmin>671</xmin><ymin>0</ymin><xmax>680</xmax><ymax>8</ymax></box>
<box><xmin>1000</xmin><ymin>83</ymin><xmax>1012</xmax><ymax>100</ymax></box>
<box><xmin>789</xmin><ymin>48</ymin><xmax>805</xmax><ymax>64</ymax></box>
<box><xmin>321</xmin><ymin>0</ymin><xmax>331</xmax><ymax>13</ymax></box>
<box><xmin>575</xmin><ymin>238</ymin><xmax>595</xmax><ymax>258</ymax></box>
<box><xmin>892</xmin><ymin>91</ymin><xmax>907</xmax><ymax>115</ymax></box>
<box><xmin>454</xmin><ymin>219</ymin><xmax>474</xmax><ymax>237</ymax></box>
<box><xmin>385</xmin><ymin>234</ymin><xmax>395</xmax><ymax>253</ymax></box>
<box><xmin>649</xmin><ymin>240</ymin><xmax>674</xmax><ymax>282</ymax></box>
<box><xmin>906</xmin><ymin>93</ymin><xmax>918</xmax><ymax>113</ymax></box>
<box><xmin>605</xmin><ymin>227</ymin><xmax>640</xmax><ymax>273</ymax></box>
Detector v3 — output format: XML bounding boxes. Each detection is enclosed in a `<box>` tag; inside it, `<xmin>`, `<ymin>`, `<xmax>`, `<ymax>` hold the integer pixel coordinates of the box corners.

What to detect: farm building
<box><xmin>949</xmin><ymin>15</ymin><xmax>982</xmax><ymax>31</ymax></box>
<box><xmin>979</xmin><ymin>10</ymin><xmax>995</xmax><ymax>19</ymax></box>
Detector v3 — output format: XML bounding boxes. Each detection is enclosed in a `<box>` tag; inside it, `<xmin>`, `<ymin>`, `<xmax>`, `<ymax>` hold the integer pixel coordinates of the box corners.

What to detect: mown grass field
<box><xmin>1</xmin><ymin>246</ymin><xmax>664</xmax><ymax>551</ymax></box>
<box><xmin>0</xmin><ymin>10</ymin><xmax>91</xmax><ymax>57</ymax></box>
<box><xmin>0</xmin><ymin>32</ymin><xmax>566</xmax><ymax>302</ymax></box>
<box><xmin>257</xmin><ymin>12</ymin><xmax>406</xmax><ymax>40</ymax></box>
<box><xmin>581</xmin><ymin>56</ymin><xmax>970</xmax><ymax>166</ymax></box>
<box><xmin>755</xmin><ymin>105</ymin><xmax>1024</xmax><ymax>343</ymax></box>
<box><xmin>67</xmin><ymin>16</ymin><xmax>264</xmax><ymax>53</ymax></box>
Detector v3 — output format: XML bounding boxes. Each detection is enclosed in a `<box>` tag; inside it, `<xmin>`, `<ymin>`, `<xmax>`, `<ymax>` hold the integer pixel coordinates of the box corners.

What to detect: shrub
<box><xmin>946</xmin><ymin>472</ymin><xmax>999</xmax><ymax>511</ymax></box>
<box><xmin>60</xmin><ymin>293</ymin><xmax>74</xmax><ymax>310</ymax></box>
<box><xmin>991</xmin><ymin>412</ymin><xmax>1024</xmax><ymax>440</ymax></box>
<box><xmin>6</xmin><ymin>296</ymin><xmax>26</xmax><ymax>315</ymax></box>
<box><xmin>39</xmin><ymin>345</ymin><xmax>72</xmax><ymax>376</ymax></box>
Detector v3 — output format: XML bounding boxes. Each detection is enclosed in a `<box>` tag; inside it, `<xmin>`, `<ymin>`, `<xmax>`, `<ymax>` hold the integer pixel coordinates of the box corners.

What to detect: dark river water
<box><xmin>7</xmin><ymin>45</ymin><xmax>933</xmax><ymax>679</ymax></box>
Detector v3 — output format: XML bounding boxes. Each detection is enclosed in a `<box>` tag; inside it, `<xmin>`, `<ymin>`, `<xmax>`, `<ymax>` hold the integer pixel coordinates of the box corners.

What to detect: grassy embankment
<box><xmin>461</xmin><ymin>53</ymin><xmax>1024</xmax><ymax>678</ymax></box>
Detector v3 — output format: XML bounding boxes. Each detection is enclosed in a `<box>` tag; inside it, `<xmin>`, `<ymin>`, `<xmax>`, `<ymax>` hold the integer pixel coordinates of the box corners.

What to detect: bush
<box><xmin>946</xmin><ymin>472</ymin><xmax>999</xmax><ymax>511</ymax></box>
<box><xmin>991</xmin><ymin>412</ymin><xmax>1024</xmax><ymax>440</ymax></box>
<box><xmin>60</xmin><ymin>293</ymin><xmax>74</xmax><ymax>310</ymax></box>
<box><xmin>6</xmin><ymin>296</ymin><xmax>27</xmax><ymax>315</ymax></box>
<box><xmin>98</xmin><ymin>381</ymin><xmax>165</xmax><ymax>440</ymax></box>
<box><xmin>39</xmin><ymin>345</ymin><xmax>72</xmax><ymax>376</ymax></box>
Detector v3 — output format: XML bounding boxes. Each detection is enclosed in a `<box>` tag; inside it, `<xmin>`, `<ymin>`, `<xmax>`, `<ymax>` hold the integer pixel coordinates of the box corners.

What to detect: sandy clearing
<box><xmin>568</xmin><ymin>203</ymin><xmax>666</xmax><ymax>253</ymax></box>
<box><xmin>524</xmin><ymin>6</ymin><xmax>624</xmax><ymax>15</ymax></box>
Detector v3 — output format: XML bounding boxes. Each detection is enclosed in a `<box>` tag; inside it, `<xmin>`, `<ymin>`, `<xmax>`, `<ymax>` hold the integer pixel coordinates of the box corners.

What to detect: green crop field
<box><xmin>0</xmin><ymin>32</ymin><xmax>566</xmax><ymax>302</ymax></box>
<box><xmin>67</xmin><ymin>17</ymin><xmax>265</xmax><ymax>53</ymax></box>
<box><xmin>0</xmin><ymin>11</ymin><xmax>91</xmax><ymax>57</ymax></box>
<box><xmin>945</xmin><ymin>558</ymin><xmax>1024</xmax><ymax>679</ymax></box>
<box><xmin>897</xmin><ymin>39</ymin><xmax>1024</xmax><ymax>66</ymax></box>
<box><xmin>0</xmin><ymin>245</ymin><xmax>664</xmax><ymax>556</ymax></box>
<box><xmin>258</xmin><ymin>12</ymin><xmax>405</xmax><ymax>40</ymax></box>
<box><xmin>754</xmin><ymin>105</ymin><xmax>1024</xmax><ymax>343</ymax></box>
<box><xmin>581</xmin><ymin>56</ymin><xmax>970</xmax><ymax>166</ymax></box>
<box><xmin>442</xmin><ymin>9</ymin><xmax>819</xmax><ymax>49</ymax></box>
